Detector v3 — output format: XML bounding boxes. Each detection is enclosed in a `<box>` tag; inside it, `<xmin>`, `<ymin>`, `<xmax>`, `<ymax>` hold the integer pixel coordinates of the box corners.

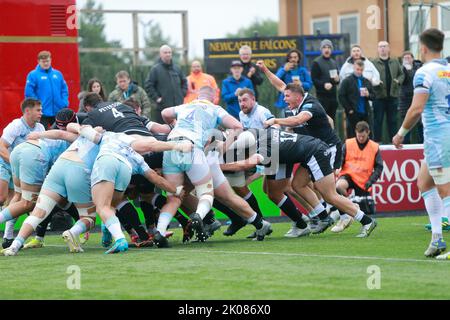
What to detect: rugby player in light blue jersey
<box><xmin>73</xmin><ymin>125</ymin><xmax>191</xmax><ymax>254</ymax></box>
<box><xmin>0</xmin><ymin>98</ymin><xmax>45</xmax><ymax>249</ymax></box>
<box><xmin>155</xmin><ymin>86</ymin><xmax>272</xmax><ymax>248</ymax></box>
<box><xmin>2</xmin><ymin>126</ymin><xmax>99</xmax><ymax>256</ymax></box>
<box><xmin>393</xmin><ymin>28</ymin><xmax>450</xmax><ymax>258</ymax></box>
<box><xmin>0</xmin><ymin>123</ymin><xmax>75</xmax><ymax>248</ymax></box>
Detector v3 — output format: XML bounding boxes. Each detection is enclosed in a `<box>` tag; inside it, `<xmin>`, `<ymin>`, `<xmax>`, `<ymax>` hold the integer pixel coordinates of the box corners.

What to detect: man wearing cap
<box><xmin>221</xmin><ymin>60</ymin><xmax>254</xmax><ymax>119</ymax></box>
<box><xmin>311</xmin><ymin>39</ymin><xmax>341</xmax><ymax>121</ymax></box>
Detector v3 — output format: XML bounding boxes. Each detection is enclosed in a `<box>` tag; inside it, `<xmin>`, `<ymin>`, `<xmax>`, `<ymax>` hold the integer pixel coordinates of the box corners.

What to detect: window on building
<box><xmin>311</xmin><ymin>17</ymin><xmax>331</xmax><ymax>35</ymax></box>
<box><xmin>408</xmin><ymin>6</ymin><xmax>431</xmax><ymax>56</ymax></box>
<box><xmin>338</xmin><ymin>14</ymin><xmax>359</xmax><ymax>46</ymax></box>
<box><xmin>439</xmin><ymin>2</ymin><xmax>450</xmax><ymax>57</ymax></box>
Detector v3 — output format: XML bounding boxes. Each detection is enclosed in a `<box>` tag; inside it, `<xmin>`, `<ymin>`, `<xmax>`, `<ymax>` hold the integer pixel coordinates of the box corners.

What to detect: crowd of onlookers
<box><xmin>23</xmin><ymin>42</ymin><xmax>450</xmax><ymax>144</ymax></box>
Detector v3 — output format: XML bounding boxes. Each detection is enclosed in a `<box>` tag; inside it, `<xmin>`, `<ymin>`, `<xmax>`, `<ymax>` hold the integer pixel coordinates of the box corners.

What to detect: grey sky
<box><xmin>76</xmin><ymin>0</ymin><xmax>279</xmax><ymax>59</ymax></box>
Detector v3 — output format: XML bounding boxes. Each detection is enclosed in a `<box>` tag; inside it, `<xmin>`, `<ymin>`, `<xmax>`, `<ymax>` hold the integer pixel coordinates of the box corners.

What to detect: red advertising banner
<box><xmin>289</xmin><ymin>144</ymin><xmax>425</xmax><ymax>214</ymax></box>
<box><xmin>372</xmin><ymin>144</ymin><xmax>425</xmax><ymax>212</ymax></box>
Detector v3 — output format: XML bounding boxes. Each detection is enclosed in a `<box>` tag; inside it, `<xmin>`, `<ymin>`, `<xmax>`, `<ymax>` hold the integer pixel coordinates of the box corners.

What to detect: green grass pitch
<box><xmin>1</xmin><ymin>215</ymin><xmax>449</xmax><ymax>300</ymax></box>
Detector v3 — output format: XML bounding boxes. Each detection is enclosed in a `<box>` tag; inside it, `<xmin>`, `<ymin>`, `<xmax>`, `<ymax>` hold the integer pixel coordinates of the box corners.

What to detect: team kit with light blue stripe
<box><xmin>10</xmin><ymin>139</ymin><xmax>70</xmax><ymax>185</ymax></box>
<box><xmin>0</xmin><ymin>118</ymin><xmax>45</xmax><ymax>188</ymax></box>
<box><xmin>91</xmin><ymin>132</ymin><xmax>151</xmax><ymax>191</ymax></box>
<box><xmin>42</xmin><ymin>136</ymin><xmax>99</xmax><ymax>204</ymax></box>
<box><xmin>414</xmin><ymin>59</ymin><xmax>450</xmax><ymax>169</ymax></box>
<box><xmin>163</xmin><ymin>100</ymin><xmax>228</xmax><ymax>176</ymax></box>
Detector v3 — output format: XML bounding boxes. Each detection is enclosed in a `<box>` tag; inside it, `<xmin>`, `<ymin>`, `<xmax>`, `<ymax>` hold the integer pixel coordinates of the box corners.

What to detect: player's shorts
<box><xmin>327</xmin><ymin>142</ymin><xmax>343</xmax><ymax>170</ymax></box>
<box><xmin>91</xmin><ymin>155</ymin><xmax>132</xmax><ymax>192</ymax></box>
<box><xmin>206</xmin><ymin>151</ymin><xmax>227</xmax><ymax>188</ymax></box>
<box><xmin>128</xmin><ymin>174</ymin><xmax>155</xmax><ymax>194</ymax></box>
<box><xmin>303</xmin><ymin>149</ymin><xmax>333</xmax><ymax>182</ymax></box>
<box><xmin>10</xmin><ymin>142</ymin><xmax>49</xmax><ymax>185</ymax></box>
<box><xmin>42</xmin><ymin>158</ymin><xmax>92</xmax><ymax>204</ymax></box>
<box><xmin>224</xmin><ymin>171</ymin><xmax>246</xmax><ymax>188</ymax></box>
<box><xmin>163</xmin><ymin>141</ymin><xmax>209</xmax><ymax>184</ymax></box>
<box><xmin>429</xmin><ymin>167</ymin><xmax>450</xmax><ymax>185</ymax></box>
<box><xmin>265</xmin><ymin>163</ymin><xmax>294</xmax><ymax>181</ymax></box>
<box><xmin>337</xmin><ymin>174</ymin><xmax>369</xmax><ymax>196</ymax></box>
<box><xmin>424</xmin><ymin>135</ymin><xmax>450</xmax><ymax>170</ymax></box>
<box><xmin>0</xmin><ymin>161</ymin><xmax>13</xmax><ymax>189</ymax></box>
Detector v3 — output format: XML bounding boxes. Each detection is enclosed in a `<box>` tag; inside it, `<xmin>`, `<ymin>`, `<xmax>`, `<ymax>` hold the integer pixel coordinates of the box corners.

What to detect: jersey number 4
<box><xmin>185</xmin><ymin>110</ymin><xmax>196</xmax><ymax>121</ymax></box>
<box><xmin>112</xmin><ymin>107</ymin><xmax>125</xmax><ymax>118</ymax></box>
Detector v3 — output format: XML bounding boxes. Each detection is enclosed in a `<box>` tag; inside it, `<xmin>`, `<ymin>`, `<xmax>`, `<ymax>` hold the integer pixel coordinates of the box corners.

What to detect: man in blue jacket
<box><xmin>25</xmin><ymin>51</ymin><xmax>69</xmax><ymax>129</ymax></box>
<box><xmin>221</xmin><ymin>60</ymin><xmax>254</xmax><ymax>119</ymax></box>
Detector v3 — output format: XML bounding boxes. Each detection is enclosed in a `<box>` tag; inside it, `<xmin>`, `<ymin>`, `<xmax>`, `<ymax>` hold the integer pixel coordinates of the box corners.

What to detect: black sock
<box><xmin>279</xmin><ymin>196</ymin><xmax>307</xmax><ymax>229</ymax></box>
<box><xmin>117</xmin><ymin>202</ymin><xmax>149</xmax><ymax>240</ymax></box>
<box><xmin>152</xmin><ymin>194</ymin><xmax>167</xmax><ymax>210</ymax></box>
<box><xmin>213</xmin><ymin>200</ymin><xmax>246</xmax><ymax>225</ymax></box>
<box><xmin>116</xmin><ymin>208</ymin><xmax>133</xmax><ymax>234</ymax></box>
<box><xmin>317</xmin><ymin>210</ymin><xmax>329</xmax><ymax>220</ymax></box>
<box><xmin>279</xmin><ymin>196</ymin><xmax>303</xmax><ymax>222</ymax></box>
<box><xmin>35</xmin><ymin>207</ymin><xmax>59</xmax><ymax>238</ymax></box>
<box><xmin>175</xmin><ymin>211</ymin><xmax>189</xmax><ymax>227</ymax></box>
<box><xmin>65</xmin><ymin>203</ymin><xmax>80</xmax><ymax>221</ymax></box>
<box><xmin>204</xmin><ymin>210</ymin><xmax>216</xmax><ymax>225</ymax></box>
<box><xmin>140</xmin><ymin>200</ymin><xmax>156</xmax><ymax>229</ymax></box>
<box><xmin>250</xmin><ymin>214</ymin><xmax>263</xmax><ymax>229</ymax></box>
<box><xmin>339</xmin><ymin>210</ymin><xmax>346</xmax><ymax>216</ymax></box>
<box><xmin>245</xmin><ymin>193</ymin><xmax>263</xmax><ymax>218</ymax></box>
<box><xmin>360</xmin><ymin>214</ymin><xmax>373</xmax><ymax>225</ymax></box>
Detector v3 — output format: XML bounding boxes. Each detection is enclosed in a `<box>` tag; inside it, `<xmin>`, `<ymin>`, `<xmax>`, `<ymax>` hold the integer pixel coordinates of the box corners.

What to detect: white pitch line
<box><xmin>44</xmin><ymin>244</ymin><xmax>445</xmax><ymax>264</ymax></box>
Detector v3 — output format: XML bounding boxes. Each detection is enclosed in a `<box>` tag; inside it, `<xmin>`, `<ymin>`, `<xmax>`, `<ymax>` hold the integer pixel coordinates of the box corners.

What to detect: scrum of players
<box><xmin>0</xmin><ymin>78</ymin><xmax>380</xmax><ymax>257</ymax></box>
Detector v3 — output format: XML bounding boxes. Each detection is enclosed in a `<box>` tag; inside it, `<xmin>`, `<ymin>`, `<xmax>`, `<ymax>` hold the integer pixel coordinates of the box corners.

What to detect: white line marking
<box><xmin>44</xmin><ymin>244</ymin><xmax>446</xmax><ymax>264</ymax></box>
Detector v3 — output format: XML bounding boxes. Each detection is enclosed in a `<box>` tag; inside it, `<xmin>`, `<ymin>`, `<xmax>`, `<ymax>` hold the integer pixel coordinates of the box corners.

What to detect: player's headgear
<box><xmin>55</xmin><ymin>108</ymin><xmax>77</xmax><ymax>130</ymax></box>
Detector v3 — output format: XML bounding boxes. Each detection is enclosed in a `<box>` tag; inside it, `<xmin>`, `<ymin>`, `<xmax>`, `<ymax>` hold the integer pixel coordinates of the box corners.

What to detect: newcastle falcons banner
<box><xmin>204</xmin><ymin>36</ymin><xmax>302</xmax><ymax>74</ymax></box>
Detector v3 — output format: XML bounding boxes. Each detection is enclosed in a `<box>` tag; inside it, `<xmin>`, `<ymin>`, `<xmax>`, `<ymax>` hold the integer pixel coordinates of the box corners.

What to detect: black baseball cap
<box><xmin>230</xmin><ymin>60</ymin><xmax>243</xmax><ymax>67</ymax></box>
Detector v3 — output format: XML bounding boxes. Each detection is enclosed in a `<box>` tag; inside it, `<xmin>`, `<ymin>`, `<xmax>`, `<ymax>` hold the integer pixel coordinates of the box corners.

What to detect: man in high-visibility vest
<box><xmin>332</xmin><ymin>121</ymin><xmax>383</xmax><ymax>233</ymax></box>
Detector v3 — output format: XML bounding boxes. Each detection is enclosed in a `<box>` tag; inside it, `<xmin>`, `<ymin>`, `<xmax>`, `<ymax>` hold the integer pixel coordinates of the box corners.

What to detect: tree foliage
<box><xmin>78</xmin><ymin>0</ymin><xmax>131</xmax><ymax>94</ymax></box>
<box><xmin>226</xmin><ymin>18</ymin><xmax>279</xmax><ymax>38</ymax></box>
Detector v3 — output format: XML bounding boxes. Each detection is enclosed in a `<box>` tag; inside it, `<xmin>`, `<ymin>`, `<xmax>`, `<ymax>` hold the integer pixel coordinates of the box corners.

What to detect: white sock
<box><xmin>69</xmin><ymin>220</ymin><xmax>87</xmax><ymax>238</ymax></box>
<box><xmin>0</xmin><ymin>207</ymin><xmax>12</xmax><ymax>224</ymax></box>
<box><xmin>309</xmin><ymin>203</ymin><xmax>325</xmax><ymax>218</ymax></box>
<box><xmin>354</xmin><ymin>210</ymin><xmax>365</xmax><ymax>222</ymax></box>
<box><xmin>243</xmin><ymin>191</ymin><xmax>253</xmax><ymax>201</ymax></box>
<box><xmin>156</xmin><ymin>212</ymin><xmax>173</xmax><ymax>236</ymax></box>
<box><xmin>116</xmin><ymin>200</ymin><xmax>128</xmax><ymax>211</ymax></box>
<box><xmin>4</xmin><ymin>218</ymin><xmax>16</xmax><ymax>239</ymax></box>
<box><xmin>247</xmin><ymin>212</ymin><xmax>257</xmax><ymax>224</ymax></box>
<box><xmin>342</xmin><ymin>214</ymin><xmax>352</xmax><ymax>220</ymax></box>
<box><xmin>105</xmin><ymin>216</ymin><xmax>125</xmax><ymax>241</ymax></box>
<box><xmin>422</xmin><ymin>188</ymin><xmax>443</xmax><ymax>237</ymax></box>
<box><xmin>196</xmin><ymin>198</ymin><xmax>212</xmax><ymax>219</ymax></box>
<box><xmin>10</xmin><ymin>236</ymin><xmax>25</xmax><ymax>252</ymax></box>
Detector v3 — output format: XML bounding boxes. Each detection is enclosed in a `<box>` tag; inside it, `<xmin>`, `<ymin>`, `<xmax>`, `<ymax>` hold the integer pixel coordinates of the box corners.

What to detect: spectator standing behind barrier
<box><xmin>338</xmin><ymin>60</ymin><xmax>375</xmax><ymax>138</ymax></box>
<box><xmin>339</xmin><ymin>45</ymin><xmax>381</xmax><ymax>86</ymax></box>
<box><xmin>221</xmin><ymin>60</ymin><xmax>254</xmax><ymax>119</ymax></box>
<box><xmin>274</xmin><ymin>49</ymin><xmax>312</xmax><ymax>117</ymax></box>
<box><xmin>239</xmin><ymin>45</ymin><xmax>264</xmax><ymax>100</ymax></box>
<box><xmin>109</xmin><ymin>70</ymin><xmax>151</xmax><ymax>117</ymax></box>
<box><xmin>332</xmin><ymin>121</ymin><xmax>383</xmax><ymax>233</ymax></box>
<box><xmin>399</xmin><ymin>51</ymin><xmax>423</xmax><ymax>144</ymax></box>
<box><xmin>371</xmin><ymin>41</ymin><xmax>405</xmax><ymax>143</ymax></box>
<box><xmin>311</xmin><ymin>39</ymin><xmax>340</xmax><ymax>121</ymax></box>
<box><xmin>24</xmin><ymin>50</ymin><xmax>69</xmax><ymax>129</ymax></box>
<box><xmin>184</xmin><ymin>60</ymin><xmax>220</xmax><ymax>104</ymax></box>
<box><xmin>78</xmin><ymin>78</ymin><xmax>107</xmax><ymax>112</ymax></box>
<box><xmin>145</xmin><ymin>45</ymin><xmax>187</xmax><ymax>123</ymax></box>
